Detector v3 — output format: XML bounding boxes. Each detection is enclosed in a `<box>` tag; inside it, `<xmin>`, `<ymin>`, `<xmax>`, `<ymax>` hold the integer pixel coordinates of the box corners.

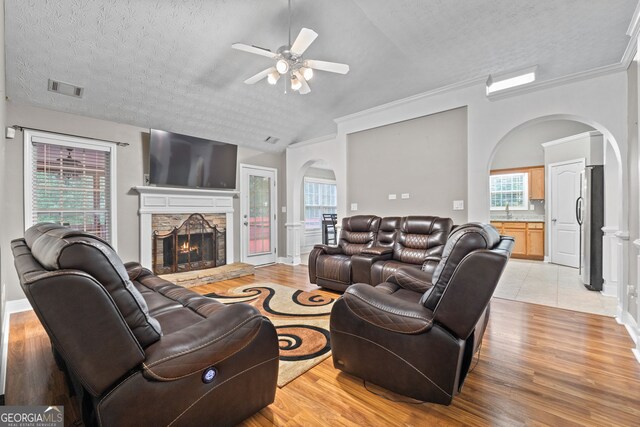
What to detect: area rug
<box><xmin>206</xmin><ymin>283</ymin><xmax>336</xmax><ymax>387</ymax></box>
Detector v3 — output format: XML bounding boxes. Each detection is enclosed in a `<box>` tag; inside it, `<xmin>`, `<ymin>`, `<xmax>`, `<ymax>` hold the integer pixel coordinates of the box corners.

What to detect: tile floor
<box><xmin>301</xmin><ymin>253</ymin><xmax>616</xmax><ymax>317</ymax></box>
<box><xmin>494</xmin><ymin>259</ymin><xmax>617</xmax><ymax>316</ymax></box>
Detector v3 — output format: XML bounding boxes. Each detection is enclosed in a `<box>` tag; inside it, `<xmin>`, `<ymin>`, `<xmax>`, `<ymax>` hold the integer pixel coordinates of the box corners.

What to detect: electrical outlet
<box><xmin>530</xmin><ymin>204</ymin><xmax>534</xmax><ymax>210</ymax></box>
<box><xmin>401</xmin><ymin>193</ymin><xmax>410</xmax><ymax>199</ymax></box>
<box><xmin>388</xmin><ymin>194</ymin><xmax>397</xmax><ymax>200</ymax></box>
<box><xmin>281</xmin><ymin>206</ymin><xmax>287</xmax><ymax>213</ymax></box>
<box><xmin>453</xmin><ymin>200</ymin><xmax>464</xmax><ymax>210</ymax></box>
<box><xmin>351</xmin><ymin>203</ymin><xmax>358</xmax><ymax>211</ymax></box>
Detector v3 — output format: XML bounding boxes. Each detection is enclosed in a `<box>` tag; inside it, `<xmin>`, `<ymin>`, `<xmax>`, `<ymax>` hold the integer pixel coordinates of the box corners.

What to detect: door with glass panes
<box><xmin>240</xmin><ymin>165</ymin><xmax>277</xmax><ymax>265</ymax></box>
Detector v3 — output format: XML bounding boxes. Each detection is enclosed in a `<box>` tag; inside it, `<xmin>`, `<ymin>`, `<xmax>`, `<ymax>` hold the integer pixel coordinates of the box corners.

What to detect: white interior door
<box><xmin>549</xmin><ymin>159</ymin><xmax>584</xmax><ymax>267</ymax></box>
<box><xmin>240</xmin><ymin>165</ymin><xmax>277</xmax><ymax>265</ymax></box>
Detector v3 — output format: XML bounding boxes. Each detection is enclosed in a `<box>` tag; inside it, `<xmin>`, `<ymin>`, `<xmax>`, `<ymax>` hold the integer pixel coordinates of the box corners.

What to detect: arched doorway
<box><xmin>487</xmin><ymin>116</ymin><xmax>623</xmax><ymax>316</ymax></box>
<box><xmin>298</xmin><ymin>161</ymin><xmax>337</xmax><ymax>265</ymax></box>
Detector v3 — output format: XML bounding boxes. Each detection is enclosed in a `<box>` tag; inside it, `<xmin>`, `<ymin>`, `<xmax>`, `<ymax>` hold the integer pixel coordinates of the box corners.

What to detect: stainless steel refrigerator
<box><xmin>576</xmin><ymin>165</ymin><xmax>604</xmax><ymax>291</ymax></box>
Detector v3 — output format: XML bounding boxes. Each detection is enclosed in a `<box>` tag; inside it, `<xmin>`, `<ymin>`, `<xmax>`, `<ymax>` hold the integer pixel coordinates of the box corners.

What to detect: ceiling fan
<box><xmin>231</xmin><ymin>0</ymin><xmax>349</xmax><ymax>95</ymax></box>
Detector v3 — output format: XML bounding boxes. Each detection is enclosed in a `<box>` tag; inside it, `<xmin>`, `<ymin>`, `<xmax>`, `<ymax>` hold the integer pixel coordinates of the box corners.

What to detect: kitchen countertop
<box><xmin>490</xmin><ymin>218</ymin><xmax>545</xmax><ymax>223</ymax></box>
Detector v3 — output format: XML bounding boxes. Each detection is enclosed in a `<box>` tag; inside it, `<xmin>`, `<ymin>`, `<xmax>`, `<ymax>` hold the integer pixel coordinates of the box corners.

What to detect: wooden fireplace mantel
<box><xmin>133</xmin><ymin>186</ymin><xmax>236</xmax><ymax>270</ymax></box>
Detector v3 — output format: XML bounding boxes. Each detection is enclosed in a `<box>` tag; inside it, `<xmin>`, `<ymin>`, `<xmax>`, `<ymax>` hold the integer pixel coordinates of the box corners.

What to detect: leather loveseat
<box><xmin>308</xmin><ymin>215</ymin><xmax>380</xmax><ymax>291</ymax></box>
<box><xmin>12</xmin><ymin>223</ymin><xmax>279</xmax><ymax>427</ymax></box>
<box><xmin>309</xmin><ymin>215</ymin><xmax>453</xmax><ymax>292</ymax></box>
<box><xmin>330</xmin><ymin>223</ymin><xmax>514</xmax><ymax>404</ymax></box>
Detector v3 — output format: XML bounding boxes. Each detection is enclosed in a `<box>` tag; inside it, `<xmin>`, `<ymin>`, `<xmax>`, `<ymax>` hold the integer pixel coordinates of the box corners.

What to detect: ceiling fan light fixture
<box><xmin>267</xmin><ymin>71</ymin><xmax>280</xmax><ymax>85</ymax></box>
<box><xmin>276</xmin><ymin>59</ymin><xmax>290</xmax><ymax>74</ymax></box>
<box><xmin>301</xmin><ymin>67</ymin><xmax>313</xmax><ymax>80</ymax></box>
<box><xmin>291</xmin><ymin>76</ymin><xmax>302</xmax><ymax>91</ymax></box>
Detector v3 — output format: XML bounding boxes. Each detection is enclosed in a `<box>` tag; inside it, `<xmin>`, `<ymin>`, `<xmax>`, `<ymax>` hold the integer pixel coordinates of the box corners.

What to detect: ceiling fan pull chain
<box><xmin>288</xmin><ymin>0</ymin><xmax>292</xmax><ymax>47</ymax></box>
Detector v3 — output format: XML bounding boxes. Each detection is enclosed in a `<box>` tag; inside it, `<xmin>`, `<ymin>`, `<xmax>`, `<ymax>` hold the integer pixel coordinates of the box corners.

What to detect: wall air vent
<box><xmin>48</xmin><ymin>79</ymin><xmax>84</xmax><ymax>98</ymax></box>
<box><xmin>264</xmin><ymin>136</ymin><xmax>280</xmax><ymax>145</ymax></box>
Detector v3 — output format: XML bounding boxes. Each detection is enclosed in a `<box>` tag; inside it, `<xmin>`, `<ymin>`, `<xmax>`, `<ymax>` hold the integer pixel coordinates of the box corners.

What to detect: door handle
<box><xmin>243</xmin><ymin>221</ymin><xmax>248</xmax><ymax>226</ymax></box>
<box><xmin>552</xmin><ymin>218</ymin><xmax>557</xmax><ymax>223</ymax></box>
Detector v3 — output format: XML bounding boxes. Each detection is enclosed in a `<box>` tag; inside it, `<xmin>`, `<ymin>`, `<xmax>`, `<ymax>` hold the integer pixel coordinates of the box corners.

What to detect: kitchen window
<box><xmin>490</xmin><ymin>172</ymin><xmax>528</xmax><ymax>210</ymax></box>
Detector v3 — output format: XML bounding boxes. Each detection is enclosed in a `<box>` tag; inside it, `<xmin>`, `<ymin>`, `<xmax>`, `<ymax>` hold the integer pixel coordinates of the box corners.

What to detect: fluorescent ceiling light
<box><xmin>486</xmin><ymin>66</ymin><xmax>537</xmax><ymax>95</ymax></box>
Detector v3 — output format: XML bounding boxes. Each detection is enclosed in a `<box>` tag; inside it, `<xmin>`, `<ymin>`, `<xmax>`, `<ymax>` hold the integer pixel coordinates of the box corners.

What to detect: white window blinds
<box><xmin>29</xmin><ymin>135</ymin><xmax>114</xmax><ymax>243</ymax></box>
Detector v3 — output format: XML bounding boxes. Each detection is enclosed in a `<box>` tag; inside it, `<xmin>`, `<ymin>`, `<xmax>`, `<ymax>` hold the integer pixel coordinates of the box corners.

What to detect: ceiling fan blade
<box><xmin>305</xmin><ymin>59</ymin><xmax>350</xmax><ymax>74</ymax></box>
<box><xmin>232</xmin><ymin>43</ymin><xmax>278</xmax><ymax>59</ymax></box>
<box><xmin>244</xmin><ymin>67</ymin><xmax>276</xmax><ymax>84</ymax></box>
<box><xmin>293</xmin><ymin>71</ymin><xmax>311</xmax><ymax>95</ymax></box>
<box><xmin>290</xmin><ymin>28</ymin><xmax>318</xmax><ymax>56</ymax></box>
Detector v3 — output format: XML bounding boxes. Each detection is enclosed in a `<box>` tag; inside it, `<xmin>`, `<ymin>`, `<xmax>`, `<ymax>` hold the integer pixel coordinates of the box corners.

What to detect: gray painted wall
<box><xmin>347</xmin><ymin>107</ymin><xmax>468</xmax><ymax>224</ymax></box>
<box><xmin>1</xmin><ymin>103</ymin><xmax>286</xmax><ymax>302</ymax></box>
<box><xmin>492</xmin><ymin>120</ymin><xmax>594</xmax><ymax>170</ymax></box>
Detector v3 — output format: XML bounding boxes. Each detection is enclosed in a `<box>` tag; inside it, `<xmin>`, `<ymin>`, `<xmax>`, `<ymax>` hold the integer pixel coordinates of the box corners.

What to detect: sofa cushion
<box><xmin>393</xmin><ymin>216</ymin><xmax>453</xmax><ymax>264</ymax></box>
<box><xmin>338</xmin><ymin>215</ymin><xmax>381</xmax><ymax>255</ymax></box>
<box><xmin>25</xmin><ymin>223</ymin><xmax>162</xmax><ymax>348</ymax></box>
<box><xmin>371</xmin><ymin>260</ymin><xmax>421</xmax><ymax>285</ymax></box>
<box><xmin>421</xmin><ymin>223</ymin><xmax>501</xmax><ymax>310</ymax></box>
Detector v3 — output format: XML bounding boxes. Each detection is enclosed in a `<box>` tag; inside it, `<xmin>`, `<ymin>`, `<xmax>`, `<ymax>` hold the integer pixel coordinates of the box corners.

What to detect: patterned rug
<box><xmin>206</xmin><ymin>283</ymin><xmax>336</xmax><ymax>387</ymax></box>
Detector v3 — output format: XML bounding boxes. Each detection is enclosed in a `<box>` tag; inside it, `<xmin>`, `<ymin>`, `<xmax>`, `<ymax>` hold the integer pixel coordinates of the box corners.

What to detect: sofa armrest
<box><xmin>142</xmin><ymin>304</ymin><xmax>266</xmax><ymax>381</ymax></box>
<box><xmin>351</xmin><ymin>252</ymin><xmax>393</xmax><ymax>285</ymax></box>
<box><xmin>361</xmin><ymin>246</ymin><xmax>393</xmax><ymax>256</ymax></box>
<box><xmin>387</xmin><ymin>266</ymin><xmax>434</xmax><ymax>293</ymax></box>
<box><xmin>313</xmin><ymin>244</ymin><xmax>344</xmax><ymax>255</ymax></box>
<box><xmin>342</xmin><ymin>284</ymin><xmax>433</xmax><ymax>334</ymax></box>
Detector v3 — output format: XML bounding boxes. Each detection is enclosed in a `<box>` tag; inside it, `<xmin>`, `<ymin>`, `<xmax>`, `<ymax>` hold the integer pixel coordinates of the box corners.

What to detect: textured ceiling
<box><xmin>5</xmin><ymin>0</ymin><xmax>636</xmax><ymax>152</ymax></box>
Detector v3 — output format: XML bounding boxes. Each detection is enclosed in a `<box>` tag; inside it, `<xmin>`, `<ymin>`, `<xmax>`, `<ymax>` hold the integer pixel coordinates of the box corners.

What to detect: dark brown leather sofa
<box><xmin>308</xmin><ymin>215</ymin><xmax>380</xmax><ymax>291</ymax></box>
<box><xmin>12</xmin><ymin>223</ymin><xmax>279</xmax><ymax>427</ymax></box>
<box><xmin>356</xmin><ymin>216</ymin><xmax>453</xmax><ymax>286</ymax></box>
<box><xmin>330</xmin><ymin>223</ymin><xmax>514</xmax><ymax>404</ymax></box>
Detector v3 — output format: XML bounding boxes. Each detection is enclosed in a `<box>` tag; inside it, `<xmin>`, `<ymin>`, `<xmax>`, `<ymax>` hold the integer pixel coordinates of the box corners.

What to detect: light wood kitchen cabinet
<box><xmin>529</xmin><ymin>166</ymin><xmax>545</xmax><ymax>200</ymax></box>
<box><xmin>490</xmin><ymin>221</ymin><xmax>544</xmax><ymax>260</ymax></box>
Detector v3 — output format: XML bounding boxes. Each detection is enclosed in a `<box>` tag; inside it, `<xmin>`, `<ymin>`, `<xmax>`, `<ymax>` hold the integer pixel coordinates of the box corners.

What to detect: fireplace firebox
<box><xmin>152</xmin><ymin>213</ymin><xmax>226</xmax><ymax>275</ymax></box>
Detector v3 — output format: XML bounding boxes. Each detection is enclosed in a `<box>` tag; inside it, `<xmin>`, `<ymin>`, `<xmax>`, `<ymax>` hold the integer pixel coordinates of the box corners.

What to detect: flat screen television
<box><xmin>149</xmin><ymin>129</ymin><xmax>238</xmax><ymax>189</ymax></box>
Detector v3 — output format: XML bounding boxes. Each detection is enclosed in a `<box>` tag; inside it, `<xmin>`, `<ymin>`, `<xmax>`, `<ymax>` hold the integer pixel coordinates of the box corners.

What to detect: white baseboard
<box><xmin>600</xmin><ymin>280</ymin><xmax>618</xmax><ymax>297</ymax></box>
<box><xmin>543</xmin><ymin>256</ymin><xmax>550</xmax><ymax>263</ymax></box>
<box><xmin>277</xmin><ymin>256</ymin><xmax>301</xmax><ymax>266</ymax></box>
<box><xmin>1</xmin><ymin>298</ymin><xmax>33</xmax><ymax>395</ymax></box>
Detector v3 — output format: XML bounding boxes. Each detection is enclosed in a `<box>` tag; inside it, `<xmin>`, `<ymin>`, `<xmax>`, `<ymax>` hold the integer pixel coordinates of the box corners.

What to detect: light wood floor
<box><xmin>6</xmin><ymin>264</ymin><xmax>640</xmax><ymax>426</ymax></box>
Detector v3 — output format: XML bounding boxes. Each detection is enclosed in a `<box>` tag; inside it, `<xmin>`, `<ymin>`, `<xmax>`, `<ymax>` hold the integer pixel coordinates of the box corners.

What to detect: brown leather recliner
<box><xmin>12</xmin><ymin>223</ymin><xmax>279</xmax><ymax>427</ymax></box>
<box><xmin>330</xmin><ymin>223</ymin><xmax>514</xmax><ymax>404</ymax></box>
<box><xmin>367</xmin><ymin>216</ymin><xmax>453</xmax><ymax>285</ymax></box>
<box><xmin>308</xmin><ymin>215</ymin><xmax>381</xmax><ymax>291</ymax></box>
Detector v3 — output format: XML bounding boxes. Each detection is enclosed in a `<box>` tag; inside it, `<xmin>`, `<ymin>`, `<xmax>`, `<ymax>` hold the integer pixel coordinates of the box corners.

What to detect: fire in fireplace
<box><xmin>153</xmin><ymin>213</ymin><xmax>226</xmax><ymax>275</ymax></box>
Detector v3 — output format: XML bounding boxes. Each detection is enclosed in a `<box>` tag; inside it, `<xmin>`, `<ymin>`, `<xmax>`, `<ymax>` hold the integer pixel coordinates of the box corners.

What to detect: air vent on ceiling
<box><xmin>48</xmin><ymin>79</ymin><xmax>84</xmax><ymax>98</ymax></box>
<box><xmin>264</xmin><ymin>136</ymin><xmax>280</xmax><ymax>145</ymax></box>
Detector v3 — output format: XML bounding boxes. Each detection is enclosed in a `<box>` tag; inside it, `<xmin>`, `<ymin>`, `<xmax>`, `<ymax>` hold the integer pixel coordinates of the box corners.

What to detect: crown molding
<box><xmin>333</xmin><ymin>77</ymin><xmax>484</xmax><ymax>125</ymax></box>
<box><xmin>487</xmin><ymin>62</ymin><xmax>627</xmax><ymax>101</ymax></box>
<box><xmin>540</xmin><ymin>131</ymin><xmax>602</xmax><ymax>148</ymax></box>
<box><xmin>288</xmin><ymin>133</ymin><xmax>337</xmax><ymax>149</ymax></box>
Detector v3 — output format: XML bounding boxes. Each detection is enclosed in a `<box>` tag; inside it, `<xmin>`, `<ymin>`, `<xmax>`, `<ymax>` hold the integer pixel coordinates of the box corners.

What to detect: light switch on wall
<box><xmin>351</xmin><ymin>203</ymin><xmax>358</xmax><ymax>211</ymax></box>
<box><xmin>401</xmin><ymin>193</ymin><xmax>410</xmax><ymax>199</ymax></box>
<box><xmin>388</xmin><ymin>194</ymin><xmax>397</xmax><ymax>200</ymax></box>
<box><xmin>453</xmin><ymin>200</ymin><xmax>464</xmax><ymax>210</ymax></box>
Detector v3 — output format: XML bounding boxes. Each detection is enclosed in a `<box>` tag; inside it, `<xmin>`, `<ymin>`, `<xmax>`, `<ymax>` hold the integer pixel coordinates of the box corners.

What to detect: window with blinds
<box><xmin>28</xmin><ymin>134</ymin><xmax>114</xmax><ymax>243</ymax></box>
<box><xmin>304</xmin><ymin>178</ymin><xmax>337</xmax><ymax>230</ymax></box>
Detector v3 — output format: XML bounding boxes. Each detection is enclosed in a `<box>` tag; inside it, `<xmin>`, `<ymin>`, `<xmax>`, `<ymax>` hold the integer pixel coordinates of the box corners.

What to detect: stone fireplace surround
<box><xmin>133</xmin><ymin>186</ymin><xmax>237</xmax><ymax>270</ymax></box>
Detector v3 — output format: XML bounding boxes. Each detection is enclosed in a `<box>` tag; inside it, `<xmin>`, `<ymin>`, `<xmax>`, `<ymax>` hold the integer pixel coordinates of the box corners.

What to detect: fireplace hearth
<box><xmin>153</xmin><ymin>213</ymin><xmax>226</xmax><ymax>275</ymax></box>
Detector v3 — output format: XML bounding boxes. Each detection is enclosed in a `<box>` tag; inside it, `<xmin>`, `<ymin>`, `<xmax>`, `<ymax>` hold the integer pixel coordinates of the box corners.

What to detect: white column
<box><xmin>615</xmin><ymin>231</ymin><xmax>630</xmax><ymax>322</ymax></box>
<box><xmin>633</xmin><ymin>239</ymin><xmax>640</xmax><ymax>362</ymax></box>
<box><xmin>601</xmin><ymin>226</ymin><xmax>619</xmax><ymax>297</ymax></box>
<box><xmin>285</xmin><ymin>222</ymin><xmax>302</xmax><ymax>265</ymax></box>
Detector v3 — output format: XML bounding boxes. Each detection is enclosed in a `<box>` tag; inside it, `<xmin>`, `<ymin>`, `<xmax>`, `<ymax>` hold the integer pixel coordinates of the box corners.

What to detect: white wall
<box><xmin>492</xmin><ymin>120</ymin><xmax>593</xmax><ymax>169</ymax></box>
<box><xmin>0</xmin><ymin>0</ymin><xmax>7</xmax><ymax>395</ymax></box>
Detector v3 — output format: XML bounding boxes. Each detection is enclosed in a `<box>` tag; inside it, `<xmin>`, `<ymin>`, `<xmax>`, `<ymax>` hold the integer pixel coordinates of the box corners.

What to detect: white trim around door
<box><xmin>239</xmin><ymin>164</ymin><xmax>278</xmax><ymax>265</ymax></box>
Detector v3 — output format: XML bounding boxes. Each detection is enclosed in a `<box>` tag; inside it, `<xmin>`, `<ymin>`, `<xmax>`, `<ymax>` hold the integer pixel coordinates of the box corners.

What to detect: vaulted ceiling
<box><xmin>5</xmin><ymin>0</ymin><xmax>637</xmax><ymax>151</ymax></box>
